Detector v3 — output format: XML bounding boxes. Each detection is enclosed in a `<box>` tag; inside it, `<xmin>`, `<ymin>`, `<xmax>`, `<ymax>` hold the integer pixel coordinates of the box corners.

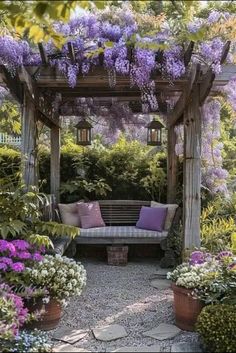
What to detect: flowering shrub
<box><xmin>1</xmin><ymin>329</ymin><xmax>52</xmax><ymax>353</ymax></box>
<box><xmin>0</xmin><ymin>239</ymin><xmax>44</xmax><ymax>285</ymax></box>
<box><xmin>26</xmin><ymin>255</ymin><xmax>86</xmax><ymax>304</ymax></box>
<box><xmin>167</xmin><ymin>250</ymin><xmax>236</xmax><ymax>304</ymax></box>
<box><xmin>0</xmin><ymin>283</ymin><xmax>28</xmax><ymax>340</ymax></box>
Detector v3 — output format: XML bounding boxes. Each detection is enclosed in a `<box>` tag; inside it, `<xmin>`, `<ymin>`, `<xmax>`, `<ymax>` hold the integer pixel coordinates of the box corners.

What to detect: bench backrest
<box><xmin>98</xmin><ymin>200</ymin><xmax>150</xmax><ymax>225</ymax></box>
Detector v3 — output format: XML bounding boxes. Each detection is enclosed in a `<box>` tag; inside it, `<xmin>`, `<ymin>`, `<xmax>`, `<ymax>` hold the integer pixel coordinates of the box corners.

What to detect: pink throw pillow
<box><xmin>77</xmin><ymin>201</ymin><xmax>105</xmax><ymax>229</ymax></box>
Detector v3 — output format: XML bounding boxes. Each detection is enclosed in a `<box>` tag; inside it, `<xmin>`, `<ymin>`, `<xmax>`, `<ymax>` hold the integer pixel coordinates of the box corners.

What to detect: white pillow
<box><xmin>151</xmin><ymin>201</ymin><xmax>178</xmax><ymax>231</ymax></box>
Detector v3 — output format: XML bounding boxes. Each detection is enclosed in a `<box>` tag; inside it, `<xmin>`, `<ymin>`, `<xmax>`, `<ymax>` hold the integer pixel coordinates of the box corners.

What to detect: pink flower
<box><xmin>0</xmin><ymin>262</ymin><xmax>7</xmax><ymax>271</ymax></box>
<box><xmin>0</xmin><ymin>257</ymin><xmax>13</xmax><ymax>265</ymax></box>
<box><xmin>11</xmin><ymin>262</ymin><xmax>25</xmax><ymax>272</ymax></box>
<box><xmin>11</xmin><ymin>239</ymin><xmax>30</xmax><ymax>251</ymax></box>
<box><xmin>17</xmin><ymin>251</ymin><xmax>31</xmax><ymax>260</ymax></box>
<box><xmin>32</xmin><ymin>252</ymin><xmax>43</xmax><ymax>261</ymax></box>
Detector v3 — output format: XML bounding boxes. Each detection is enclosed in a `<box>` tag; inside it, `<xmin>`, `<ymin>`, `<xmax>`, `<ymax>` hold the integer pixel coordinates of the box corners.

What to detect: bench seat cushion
<box><xmin>79</xmin><ymin>226</ymin><xmax>168</xmax><ymax>239</ymax></box>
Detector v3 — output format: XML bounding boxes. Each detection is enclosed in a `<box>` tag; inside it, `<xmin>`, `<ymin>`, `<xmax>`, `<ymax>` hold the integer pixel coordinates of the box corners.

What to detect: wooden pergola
<box><xmin>0</xmin><ymin>40</ymin><xmax>235</xmax><ymax>250</ymax></box>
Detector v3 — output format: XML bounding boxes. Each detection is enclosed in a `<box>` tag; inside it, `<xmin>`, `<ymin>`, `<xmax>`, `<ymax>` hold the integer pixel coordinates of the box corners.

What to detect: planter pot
<box><xmin>24</xmin><ymin>297</ymin><xmax>62</xmax><ymax>331</ymax></box>
<box><xmin>171</xmin><ymin>283</ymin><xmax>204</xmax><ymax>331</ymax></box>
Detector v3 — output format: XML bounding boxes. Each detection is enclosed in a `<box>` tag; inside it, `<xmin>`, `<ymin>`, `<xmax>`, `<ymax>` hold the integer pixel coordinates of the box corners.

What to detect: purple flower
<box><xmin>11</xmin><ymin>262</ymin><xmax>25</xmax><ymax>272</ymax></box>
<box><xmin>17</xmin><ymin>251</ymin><xmax>31</xmax><ymax>260</ymax></box>
<box><xmin>216</xmin><ymin>251</ymin><xmax>233</xmax><ymax>260</ymax></box>
<box><xmin>0</xmin><ymin>262</ymin><xmax>7</xmax><ymax>271</ymax></box>
<box><xmin>0</xmin><ymin>257</ymin><xmax>13</xmax><ymax>265</ymax></box>
<box><xmin>11</xmin><ymin>240</ymin><xmax>30</xmax><ymax>251</ymax></box>
<box><xmin>32</xmin><ymin>252</ymin><xmax>43</xmax><ymax>261</ymax></box>
<box><xmin>189</xmin><ymin>251</ymin><xmax>206</xmax><ymax>265</ymax></box>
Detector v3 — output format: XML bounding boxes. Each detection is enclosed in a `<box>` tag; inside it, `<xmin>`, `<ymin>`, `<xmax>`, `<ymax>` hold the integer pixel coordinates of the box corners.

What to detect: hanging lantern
<box><xmin>75</xmin><ymin>119</ymin><xmax>93</xmax><ymax>146</ymax></box>
<box><xmin>146</xmin><ymin>119</ymin><xmax>164</xmax><ymax>146</ymax></box>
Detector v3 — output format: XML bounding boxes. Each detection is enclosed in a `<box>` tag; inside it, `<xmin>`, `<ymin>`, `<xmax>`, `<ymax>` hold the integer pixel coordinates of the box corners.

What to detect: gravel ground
<box><xmin>51</xmin><ymin>260</ymin><xmax>199</xmax><ymax>352</ymax></box>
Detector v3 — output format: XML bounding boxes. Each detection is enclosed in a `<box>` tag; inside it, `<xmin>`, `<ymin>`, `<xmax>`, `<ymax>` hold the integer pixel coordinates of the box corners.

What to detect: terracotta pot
<box><xmin>171</xmin><ymin>283</ymin><xmax>204</xmax><ymax>331</ymax></box>
<box><xmin>24</xmin><ymin>297</ymin><xmax>62</xmax><ymax>331</ymax></box>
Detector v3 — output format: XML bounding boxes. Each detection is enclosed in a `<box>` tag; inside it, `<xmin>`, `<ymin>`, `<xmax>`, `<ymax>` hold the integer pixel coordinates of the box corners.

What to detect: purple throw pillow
<box><xmin>77</xmin><ymin>201</ymin><xmax>105</xmax><ymax>229</ymax></box>
<box><xmin>136</xmin><ymin>206</ymin><xmax>167</xmax><ymax>232</ymax></box>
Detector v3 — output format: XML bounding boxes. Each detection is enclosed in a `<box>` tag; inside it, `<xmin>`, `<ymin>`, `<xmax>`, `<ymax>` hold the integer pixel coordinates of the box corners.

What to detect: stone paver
<box><xmin>171</xmin><ymin>342</ymin><xmax>202</xmax><ymax>352</ymax></box>
<box><xmin>112</xmin><ymin>344</ymin><xmax>161</xmax><ymax>352</ymax></box>
<box><xmin>93</xmin><ymin>324</ymin><xmax>128</xmax><ymax>342</ymax></box>
<box><xmin>53</xmin><ymin>343</ymin><xmax>91</xmax><ymax>352</ymax></box>
<box><xmin>150</xmin><ymin>279</ymin><xmax>171</xmax><ymax>290</ymax></box>
<box><xmin>143</xmin><ymin>323</ymin><xmax>181</xmax><ymax>340</ymax></box>
<box><xmin>52</xmin><ymin>327</ymin><xmax>87</xmax><ymax>344</ymax></box>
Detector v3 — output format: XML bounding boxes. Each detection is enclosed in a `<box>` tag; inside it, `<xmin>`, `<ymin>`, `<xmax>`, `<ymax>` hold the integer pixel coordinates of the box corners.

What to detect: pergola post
<box><xmin>50</xmin><ymin>125</ymin><xmax>61</xmax><ymax>203</ymax></box>
<box><xmin>167</xmin><ymin>126</ymin><xmax>178</xmax><ymax>203</ymax></box>
<box><xmin>21</xmin><ymin>90</ymin><xmax>38</xmax><ymax>188</ymax></box>
<box><xmin>183</xmin><ymin>85</ymin><xmax>201</xmax><ymax>250</ymax></box>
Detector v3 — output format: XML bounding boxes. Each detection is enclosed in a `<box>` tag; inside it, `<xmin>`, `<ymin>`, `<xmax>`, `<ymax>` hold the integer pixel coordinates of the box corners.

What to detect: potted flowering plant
<box><xmin>23</xmin><ymin>254</ymin><xmax>87</xmax><ymax>330</ymax></box>
<box><xmin>167</xmin><ymin>250</ymin><xmax>236</xmax><ymax>331</ymax></box>
<box><xmin>0</xmin><ymin>283</ymin><xmax>53</xmax><ymax>352</ymax></box>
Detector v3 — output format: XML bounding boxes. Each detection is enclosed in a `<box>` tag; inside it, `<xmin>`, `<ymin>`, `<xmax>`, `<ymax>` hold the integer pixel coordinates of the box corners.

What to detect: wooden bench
<box><xmin>76</xmin><ymin>200</ymin><xmax>170</xmax><ymax>245</ymax></box>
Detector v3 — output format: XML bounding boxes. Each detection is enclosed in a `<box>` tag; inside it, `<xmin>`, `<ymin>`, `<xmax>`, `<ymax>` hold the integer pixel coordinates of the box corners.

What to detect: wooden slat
<box><xmin>68</xmin><ymin>42</ymin><xmax>76</xmax><ymax>64</ymax></box>
<box><xmin>38</xmin><ymin>43</ymin><xmax>48</xmax><ymax>65</ymax></box>
<box><xmin>99</xmin><ymin>200</ymin><xmax>150</xmax><ymax>225</ymax></box>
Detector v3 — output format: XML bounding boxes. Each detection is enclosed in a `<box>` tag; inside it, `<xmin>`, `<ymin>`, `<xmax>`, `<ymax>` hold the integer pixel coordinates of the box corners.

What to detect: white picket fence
<box><xmin>0</xmin><ymin>132</ymin><xmax>21</xmax><ymax>146</ymax></box>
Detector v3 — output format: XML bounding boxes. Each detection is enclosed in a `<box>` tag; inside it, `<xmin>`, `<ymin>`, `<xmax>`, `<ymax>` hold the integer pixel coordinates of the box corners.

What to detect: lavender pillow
<box><xmin>77</xmin><ymin>201</ymin><xmax>105</xmax><ymax>229</ymax></box>
<box><xmin>136</xmin><ymin>206</ymin><xmax>167</xmax><ymax>232</ymax></box>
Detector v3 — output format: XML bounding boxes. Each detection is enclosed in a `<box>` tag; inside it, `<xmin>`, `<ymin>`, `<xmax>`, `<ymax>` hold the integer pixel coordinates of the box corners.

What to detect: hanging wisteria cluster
<box><xmin>0</xmin><ymin>6</ymin><xmax>235</xmax><ymax>112</ymax></box>
<box><xmin>201</xmin><ymin>99</ymin><xmax>229</xmax><ymax>195</ymax></box>
<box><xmin>174</xmin><ymin>99</ymin><xmax>229</xmax><ymax>195</ymax></box>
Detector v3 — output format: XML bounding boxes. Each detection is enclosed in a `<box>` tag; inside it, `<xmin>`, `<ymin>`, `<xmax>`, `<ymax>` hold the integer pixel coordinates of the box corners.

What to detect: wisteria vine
<box><xmin>0</xmin><ymin>6</ymin><xmax>234</xmax><ymax>112</ymax></box>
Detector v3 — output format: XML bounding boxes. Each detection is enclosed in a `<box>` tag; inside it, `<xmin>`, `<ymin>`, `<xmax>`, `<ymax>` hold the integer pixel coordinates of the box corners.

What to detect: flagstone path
<box><xmin>51</xmin><ymin>260</ymin><xmax>201</xmax><ymax>352</ymax></box>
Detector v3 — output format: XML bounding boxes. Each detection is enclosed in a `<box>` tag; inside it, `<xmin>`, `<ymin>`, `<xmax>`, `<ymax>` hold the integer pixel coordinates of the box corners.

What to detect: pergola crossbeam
<box><xmin>167</xmin><ymin>64</ymin><xmax>201</xmax><ymax>128</ymax></box>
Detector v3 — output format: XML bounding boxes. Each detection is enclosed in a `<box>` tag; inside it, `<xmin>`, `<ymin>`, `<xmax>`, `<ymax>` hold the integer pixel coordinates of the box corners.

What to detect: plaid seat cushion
<box><xmin>79</xmin><ymin>226</ymin><xmax>168</xmax><ymax>238</ymax></box>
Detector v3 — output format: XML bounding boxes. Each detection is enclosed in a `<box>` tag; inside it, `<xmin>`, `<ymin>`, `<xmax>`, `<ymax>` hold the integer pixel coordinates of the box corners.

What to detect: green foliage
<box><xmin>0</xmin><ymin>183</ymin><xmax>79</xmax><ymax>248</ymax></box>
<box><xmin>140</xmin><ymin>153</ymin><xmax>166</xmax><ymax>201</ymax></box>
<box><xmin>196</xmin><ymin>304</ymin><xmax>236</xmax><ymax>353</ymax></box>
<box><xmin>201</xmin><ymin>196</ymin><xmax>236</xmax><ymax>253</ymax></box>
<box><xmin>0</xmin><ymin>146</ymin><xmax>21</xmax><ymax>187</ymax></box>
<box><xmin>0</xmin><ymin>1</ymin><xmax>106</xmax><ymax>47</ymax></box>
<box><xmin>40</xmin><ymin>137</ymin><xmax>167</xmax><ymax>202</ymax></box>
<box><xmin>0</xmin><ymin>99</ymin><xmax>21</xmax><ymax>134</ymax></box>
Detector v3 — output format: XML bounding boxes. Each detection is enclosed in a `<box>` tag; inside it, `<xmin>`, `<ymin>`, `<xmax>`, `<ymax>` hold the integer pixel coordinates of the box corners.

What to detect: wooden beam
<box><xmin>168</xmin><ymin>64</ymin><xmax>200</xmax><ymax>127</ymax></box>
<box><xmin>199</xmin><ymin>41</ymin><xmax>231</xmax><ymax>105</ymax></box>
<box><xmin>18</xmin><ymin>65</ymin><xmax>36</xmax><ymax>99</ymax></box>
<box><xmin>38</xmin><ymin>43</ymin><xmax>48</xmax><ymax>65</ymax></box>
<box><xmin>167</xmin><ymin>126</ymin><xmax>178</xmax><ymax>203</ymax></box>
<box><xmin>68</xmin><ymin>42</ymin><xmax>75</xmax><ymax>64</ymax></box>
<box><xmin>184</xmin><ymin>41</ymin><xmax>194</xmax><ymax>67</ymax></box>
<box><xmin>21</xmin><ymin>90</ymin><xmax>38</xmax><ymax>188</ymax></box>
<box><xmin>50</xmin><ymin>125</ymin><xmax>61</xmax><ymax>203</ymax></box>
<box><xmin>18</xmin><ymin>67</ymin><xmax>60</xmax><ymax>127</ymax></box>
<box><xmin>183</xmin><ymin>85</ymin><xmax>201</xmax><ymax>250</ymax></box>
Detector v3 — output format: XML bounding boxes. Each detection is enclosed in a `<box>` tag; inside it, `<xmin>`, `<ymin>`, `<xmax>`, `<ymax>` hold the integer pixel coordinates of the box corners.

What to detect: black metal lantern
<box><xmin>146</xmin><ymin>119</ymin><xmax>164</xmax><ymax>146</ymax></box>
<box><xmin>75</xmin><ymin>119</ymin><xmax>92</xmax><ymax>146</ymax></box>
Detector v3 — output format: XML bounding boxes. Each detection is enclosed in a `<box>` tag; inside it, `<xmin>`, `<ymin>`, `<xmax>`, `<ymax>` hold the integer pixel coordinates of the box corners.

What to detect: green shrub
<box><xmin>0</xmin><ymin>146</ymin><xmax>21</xmax><ymax>187</ymax></box>
<box><xmin>196</xmin><ymin>304</ymin><xmax>236</xmax><ymax>353</ymax></box>
<box><xmin>201</xmin><ymin>195</ymin><xmax>236</xmax><ymax>252</ymax></box>
<box><xmin>0</xmin><ymin>139</ymin><xmax>167</xmax><ymax>202</ymax></box>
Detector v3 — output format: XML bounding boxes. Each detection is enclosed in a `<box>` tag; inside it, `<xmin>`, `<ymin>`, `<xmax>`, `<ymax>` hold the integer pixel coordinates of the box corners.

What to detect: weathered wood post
<box><xmin>50</xmin><ymin>125</ymin><xmax>61</xmax><ymax>203</ymax></box>
<box><xmin>183</xmin><ymin>85</ymin><xmax>201</xmax><ymax>250</ymax></box>
<box><xmin>21</xmin><ymin>90</ymin><xmax>38</xmax><ymax>188</ymax></box>
<box><xmin>167</xmin><ymin>126</ymin><xmax>178</xmax><ymax>203</ymax></box>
